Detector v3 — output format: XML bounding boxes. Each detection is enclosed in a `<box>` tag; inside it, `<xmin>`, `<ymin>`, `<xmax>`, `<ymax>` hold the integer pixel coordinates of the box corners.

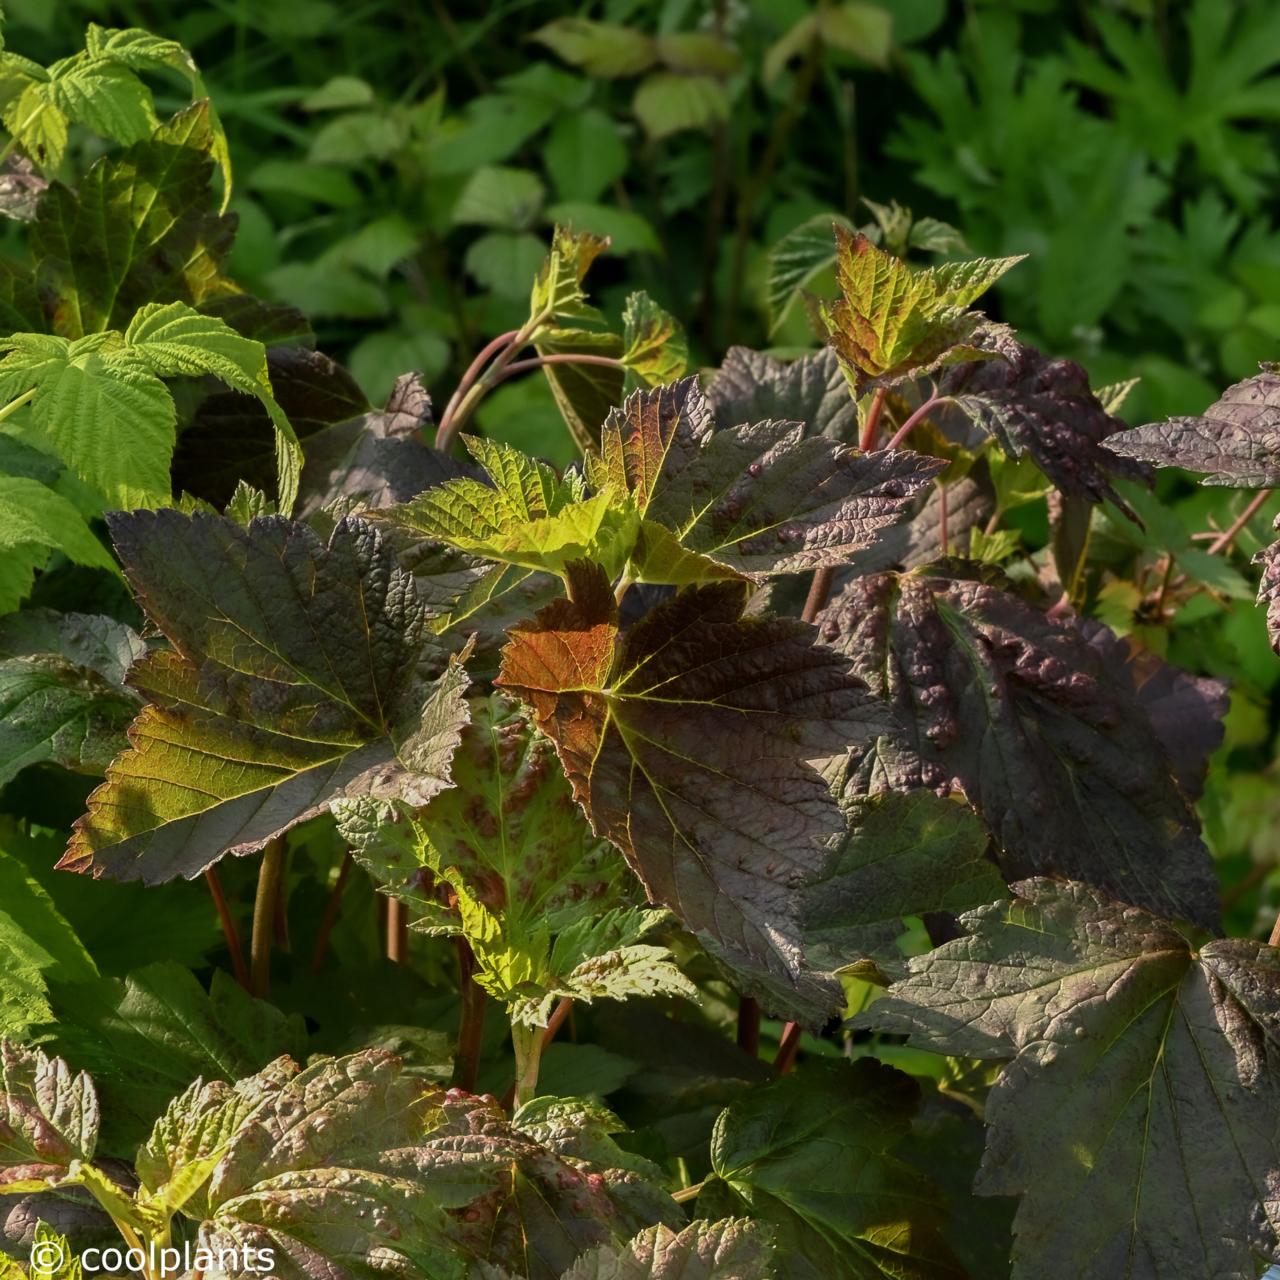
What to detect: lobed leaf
<box><xmin>497</xmin><ymin>561</ymin><xmax>885</xmax><ymax>1021</ymax></box>
<box><xmin>620</xmin><ymin>291</ymin><xmax>687</xmax><ymax>392</ymax></box>
<box><xmin>61</xmin><ymin>511</ymin><xmax>469</xmax><ymax>884</ymax></box>
<box><xmin>1107</xmin><ymin>367</ymin><xmax>1280</xmax><ymax>486</ymax></box>
<box><xmin>0</xmin><ymin>1043</ymin><xmax>97</xmax><ymax>1193</ymax></box>
<box><xmin>560</xmin><ymin>1218</ymin><xmax>776</xmax><ymax>1280</ymax></box>
<box><xmin>856</xmin><ymin>879</ymin><xmax>1280</xmax><ymax>1279</ymax></box>
<box><xmin>706</xmin><ymin>346</ymin><xmax>858</xmax><ymax>444</ymax></box>
<box><xmin>817</xmin><ymin>564</ymin><xmax>1221</xmax><ymax>930</ymax></box>
<box><xmin>708</xmin><ymin>1059</ymin><xmax>964</xmax><ymax>1279</ymax></box>
<box><xmin>937</xmin><ymin>329</ymin><xmax>1152</xmax><ymax>515</ymax></box>
<box><xmin>823</xmin><ymin>227</ymin><xmax>1022</xmax><ymax>395</ymax></box>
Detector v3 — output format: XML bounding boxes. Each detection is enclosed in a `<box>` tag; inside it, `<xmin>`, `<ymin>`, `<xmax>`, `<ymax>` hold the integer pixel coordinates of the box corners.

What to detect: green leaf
<box><xmin>823</xmin><ymin>227</ymin><xmax>1023</xmax><ymax>394</ymax></box>
<box><xmin>41</xmin><ymin>963</ymin><xmax>305</xmax><ymax>1158</ymax></box>
<box><xmin>801</xmin><ymin>789</ymin><xmax>1006</xmax><ymax>973</ymax></box>
<box><xmin>122</xmin><ymin>301</ymin><xmax>302</xmax><ymax>514</ymax></box>
<box><xmin>561</xmin><ymin>1218</ymin><xmax>776</xmax><ymax>1280</ymax></box>
<box><xmin>0</xmin><ymin>303</ymin><xmax>301</xmax><ymax>512</ymax></box>
<box><xmin>709</xmin><ymin>1059</ymin><xmax>963</xmax><ymax>1279</ymax></box>
<box><xmin>766</xmin><ymin>213</ymin><xmax>854</xmax><ymax>335</ymax></box>
<box><xmin>620</xmin><ymin>292</ymin><xmax>687</xmax><ymax>392</ymax></box>
<box><xmin>0</xmin><ymin>476</ymin><xmax>116</xmax><ymax>591</ymax></box>
<box><xmin>819</xmin><ymin>564</ymin><xmax>1221</xmax><ymax>930</ymax></box>
<box><xmin>0</xmin><ymin>1042</ymin><xmax>97</xmax><ymax>1191</ymax></box>
<box><xmin>497</xmin><ymin>562</ymin><xmax>885</xmax><ymax>1022</ymax></box>
<box><xmin>379</xmin><ymin>435</ymin><xmax>639</xmax><ymax>582</ymax></box>
<box><xmin>531</xmin><ymin>19</ymin><xmax>656</xmax><ymax>78</ymax></box>
<box><xmin>61</xmin><ymin>511</ymin><xmax>470</xmax><ymax>884</ymax></box>
<box><xmin>32</xmin><ymin>102</ymin><xmax>234</xmax><ymax>339</ymax></box>
<box><xmin>529</xmin><ymin>225</ymin><xmax>611</xmax><ymax>325</ymax></box>
<box><xmin>25</xmin><ymin>1223</ymin><xmax>83</xmax><ymax>1279</ymax></box>
<box><xmin>545</xmin><ymin>109</ymin><xmax>627</xmax><ymax>202</ymax></box>
<box><xmin>856</xmin><ymin>878</ymin><xmax>1280</xmax><ymax>1280</ymax></box>
<box><xmin>545</xmin><ymin>203</ymin><xmax>661</xmax><ymax>256</ymax></box>
<box><xmin>0</xmin><ymin>609</ymin><xmax>142</xmax><ymax>787</ymax></box>
<box><xmin>632</xmin><ymin>73</ymin><xmax>728</xmax><ymax>140</ymax></box>
<box><xmin>453</xmin><ymin>165</ymin><xmax>545</xmax><ymax>231</ymax></box>
<box><xmin>591</xmin><ymin>377</ymin><xmax>942</xmax><ymax>581</ymax></box>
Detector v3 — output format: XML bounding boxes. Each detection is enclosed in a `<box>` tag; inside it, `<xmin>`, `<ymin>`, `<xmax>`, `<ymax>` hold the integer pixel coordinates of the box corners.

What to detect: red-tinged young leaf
<box><xmin>61</xmin><ymin>511</ymin><xmax>469</xmax><ymax>884</ymax></box>
<box><xmin>823</xmin><ymin>226</ymin><xmax>1023</xmax><ymax>395</ymax></box>
<box><xmin>707</xmin><ymin>1059</ymin><xmax>965</xmax><ymax>1279</ymax></box>
<box><xmin>560</xmin><ymin>1218</ymin><xmax>776</xmax><ymax>1280</ymax></box>
<box><xmin>856</xmin><ymin>879</ymin><xmax>1280</xmax><ymax>1280</ymax></box>
<box><xmin>592</xmin><ymin>377</ymin><xmax>943</xmax><ymax>580</ymax></box>
<box><xmin>938</xmin><ymin>329</ymin><xmax>1152</xmax><ymax>515</ymax></box>
<box><xmin>1107</xmin><ymin>367</ymin><xmax>1280</xmax><ymax>486</ymax></box>
<box><xmin>496</xmin><ymin>561</ymin><xmax>885</xmax><ymax>1021</ymax></box>
<box><xmin>817</xmin><ymin>565</ymin><xmax>1221</xmax><ymax>930</ymax></box>
<box><xmin>0</xmin><ymin>1042</ymin><xmax>97</xmax><ymax>1191</ymax></box>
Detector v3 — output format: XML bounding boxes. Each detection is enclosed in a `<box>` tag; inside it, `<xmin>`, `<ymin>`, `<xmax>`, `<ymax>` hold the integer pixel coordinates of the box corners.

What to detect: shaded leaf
<box><xmin>497</xmin><ymin>561</ymin><xmax>884</xmax><ymax>1020</ymax></box>
<box><xmin>817</xmin><ymin>565</ymin><xmax>1220</xmax><ymax>930</ymax></box>
<box><xmin>801</xmin><ymin>789</ymin><xmax>1006</xmax><ymax>973</ymax></box>
<box><xmin>856</xmin><ymin>879</ymin><xmax>1280</xmax><ymax>1280</ymax></box>
<box><xmin>41</xmin><ymin>963</ymin><xmax>306</xmax><ymax>1157</ymax></box>
<box><xmin>765</xmin><ymin>214</ymin><xmax>854</xmax><ymax>334</ymax></box>
<box><xmin>61</xmin><ymin>511</ymin><xmax>469</xmax><ymax>884</ymax></box>
<box><xmin>32</xmin><ymin>103</ymin><xmax>234</xmax><ymax>339</ymax></box>
<box><xmin>0</xmin><ymin>610</ymin><xmax>143</xmax><ymax>786</ymax></box>
<box><xmin>823</xmin><ymin>227</ymin><xmax>1022</xmax><ymax>395</ymax></box>
<box><xmin>709</xmin><ymin>1059</ymin><xmax>963</xmax><ymax>1280</ymax></box>
<box><xmin>707</xmin><ymin>346</ymin><xmax>857</xmax><ymax>445</ymax></box>
<box><xmin>938</xmin><ymin>330</ymin><xmax>1152</xmax><ymax>515</ymax></box>
<box><xmin>532</xmin><ymin>20</ymin><xmax>656</xmax><ymax>79</ymax></box>
<box><xmin>1107</xmin><ymin>368</ymin><xmax>1280</xmax><ymax>486</ymax></box>
<box><xmin>620</xmin><ymin>292</ymin><xmax>687</xmax><ymax>393</ymax></box>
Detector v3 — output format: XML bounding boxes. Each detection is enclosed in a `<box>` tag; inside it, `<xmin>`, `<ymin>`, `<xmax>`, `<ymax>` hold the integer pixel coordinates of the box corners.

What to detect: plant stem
<box><xmin>453</xmin><ymin>938</ymin><xmax>487</xmax><ymax>1093</ymax></box>
<box><xmin>882</xmin><ymin>394</ymin><xmax>945</xmax><ymax>452</ymax></box>
<box><xmin>1207</xmin><ymin>489</ymin><xmax>1271</xmax><ymax>555</ymax></box>
<box><xmin>510</xmin><ymin>1020</ymin><xmax>546</xmax><ymax>1110</ymax></box>
<box><xmin>386</xmin><ymin>898</ymin><xmax>408</xmax><ymax>964</ymax></box>
<box><xmin>1269</xmin><ymin>910</ymin><xmax>1280</xmax><ymax>949</ymax></box>
<box><xmin>204</xmin><ymin>868</ymin><xmax>249</xmax><ymax>991</ymax></box>
<box><xmin>859</xmin><ymin>386</ymin><xmax>889</xmax><ymax>452</ymax></box>
<box><xmin>436</xmin><ymin>328</ymin><xmax>518</xmax><ymax>444</ymax></box>
<box><xmin>737</xmin><ymin>996</ymin><xmax>760</xmax><ymax>1055</ymax></box>
<box><xmin>801</xmin><ymin>566</ymin><xmax>835</xmax><ymax>623</ymax></box>
<box><xmin>498</xmin><ymin>353</ymin><xmax>623</xmax><ymax>379</ymax></box>
<box><xmin>310</xmin><ymin>850</ymin><xmax>353</xmax><ymax>971</ymax></box>
<box><xmin>672</xmin><ymin>1180</ymin><xmax>706</xmax><ymax>1204</ymax></box>
<box><xmin>436</xmin><ymin>310</ymin><xmax>554</xmax><ymax>450</ymax></box>
<box><xmin>0</xmin><ymin>386</ymin><xmax>36</xmax><ymax>424</ymax></box>
<box><xmin>250</xmin><ymin>838</ymin><xmax>285</xmax><ymax>999</ymax></box>
<box><xmin>501</xmin><ymin>998</ymin><xmax>574</xmax><ymax>1109</ymax></box>
<box><xmin>773</xmin><ymin>1021</ymin><xmax>802</xmax><ymax>1074</ymax></box>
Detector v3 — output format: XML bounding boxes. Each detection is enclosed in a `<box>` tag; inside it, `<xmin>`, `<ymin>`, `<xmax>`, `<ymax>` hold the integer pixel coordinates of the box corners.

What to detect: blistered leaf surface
<box><xmin>857</xmin><ymin>879</ymin><xmax>1280</xmax><ymax>1280</ymax></box>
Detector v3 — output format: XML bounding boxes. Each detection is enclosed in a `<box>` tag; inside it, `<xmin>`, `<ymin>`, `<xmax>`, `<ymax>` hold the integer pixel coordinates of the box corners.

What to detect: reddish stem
<box><xmin>773</xmin><ymin>1021</ymin><xmax>802</xmax><ymax>1074</ymax></box>
<box><xmin>882</xmin><ymin>395</ymin><xmax>944</xmax><ymax>452</ymax></box>
<box><xmin>801</xmin><ymin>566</ymin><xmax>835</xmax><ymax>624</ymax></box>
<box><xmin>453</xmin><ymin>939</ymin><xmax>487</xmax><ymax>1093</ymax></box>
<box><xmin>858</xmin><ymin>387</ymin><xmax>889</xmax><ymax>452</ymax></box>
<box><xmin>310</xmin><ymin>851</ymin><xmax>353</xmax><ymax>972</ymax></box>
<box><xmin>498</xmin><ymin>353</ymin><xmax>623</xmax><ymax>379</ymax></box>
<box><xmin>204</xmin><ymin>868</ymin><xmax>250</xmax><ymax>991</ymax></box>
<box><xmin>386</xmin><ymin>898</ymin><xmax>408</xmax><ymax>964</ymax></box>
<box><xmin>1207</xmin><ymin>489</ymin><xmax>1271</xmax><ymax>555</ymax></box>
<box><xmin>436</xmin><ymin>329</ymin><xmax>519</xmax><ymax>444</ymax></box>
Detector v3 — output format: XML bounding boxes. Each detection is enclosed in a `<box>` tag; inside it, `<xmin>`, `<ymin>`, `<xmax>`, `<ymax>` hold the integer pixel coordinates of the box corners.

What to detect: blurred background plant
<box><xmin>8</xmin><ymin>0</ymin><xmax>1280</xmax><ymax>942</ymax></box>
